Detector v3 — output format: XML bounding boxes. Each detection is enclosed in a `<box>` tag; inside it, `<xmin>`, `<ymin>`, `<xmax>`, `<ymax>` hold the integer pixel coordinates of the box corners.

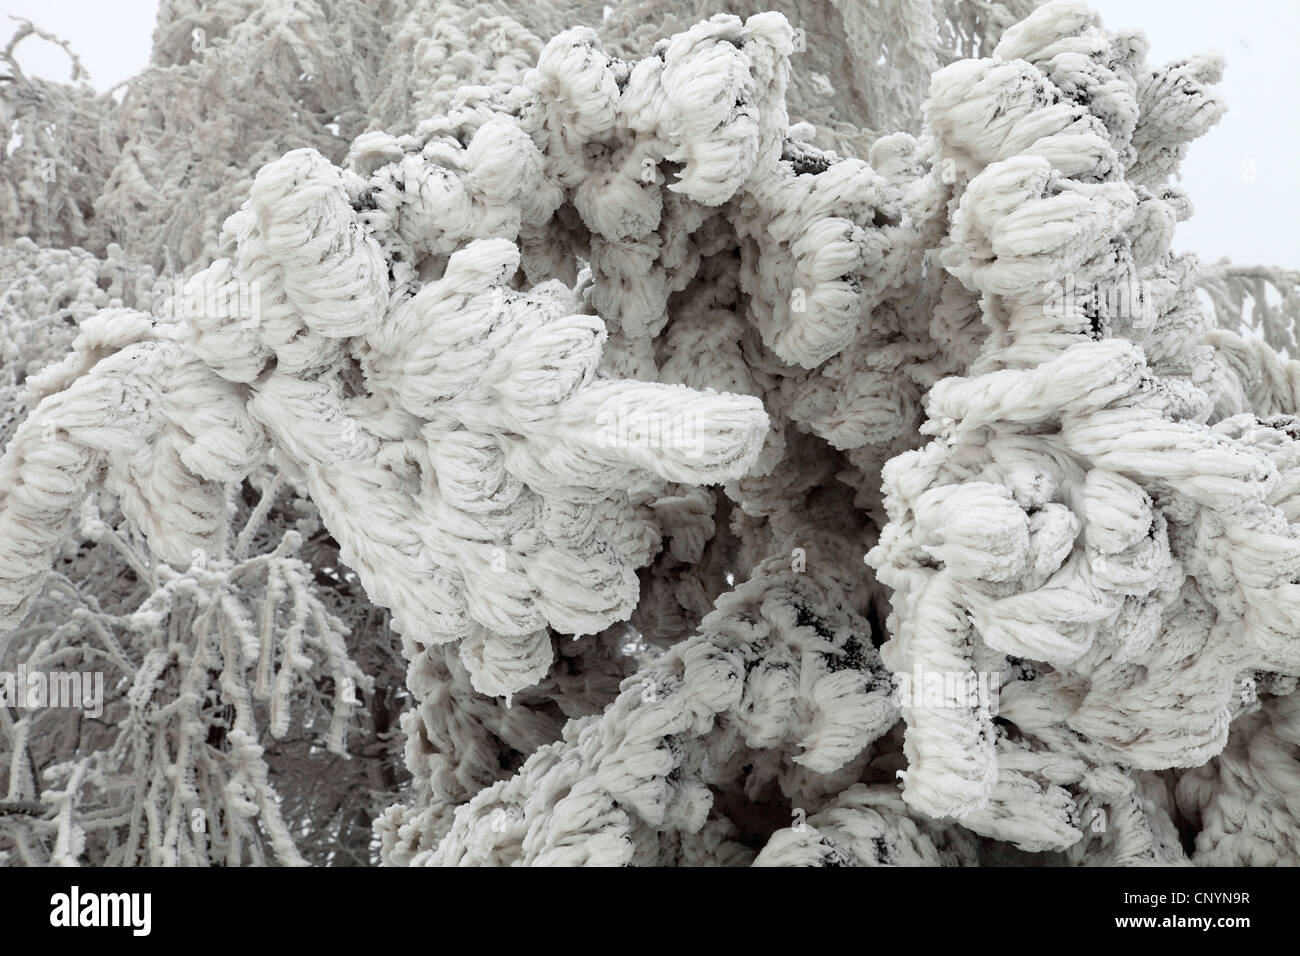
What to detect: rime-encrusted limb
<box><xmin>375</xmin><ymin>636</ymin><xmax>630</xmax><ymax>864</ymax></box>
<box><xmin>2</xmin><ymin>147</ymin><xmax>771</xmax><ymax>702</ymax></box>
<box><xmin>753</xmin><ymin>783</ymin><xmax>981</xmax><ymax>866</ymax></box>
<box><xmin>0</xmin><ymin>311</ymin><xmax>266</xmax><ymax>629</ymax></box>
<box><xmin>422</xmin><ymin>559</ymin><xmax>896</xmax><ymax>865</ymax></box>
<box><xmin>225</xmin><ymin>221</ymin><xmax>766</xmax><ymax>695</ymax></box>
<box><xmin>1200</xmin><ymin>262</ymin><xmax>1300</xmax><ymax>359</ymax></box>
<box><xmin>868</xmin><ymin>0</ymin><xmax>1300</xmax><ymax>854</ymax></box>
<box><xmin>1175</xmin><ymin>692</ymin><xmax>1300</xmax><ymax>865</ymax></box>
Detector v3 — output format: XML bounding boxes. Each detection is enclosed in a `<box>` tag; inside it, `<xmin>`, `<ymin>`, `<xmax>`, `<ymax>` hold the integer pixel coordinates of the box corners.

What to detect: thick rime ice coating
<box><xmin>0</xmin><ymin>312</ymin><xmax>267</xmax><ymax>626</ymax></box>
<box><xmin>866</xmin><ymin>0</ymin><xmax>1300</xmax><ymax>852</ymax></box>
<box><xmin>1</xmin><ymin>182</ymin><xmax>770</xmax><ymax>699</ymax></box>
<box><xmin>411</xmin><ymin>560</ymin><xmax>899</xmax><ymax>866</ymax></box>
<box><xmin>0</xmin><ymin>16</ymin><xmax>797</xmax><ymax>701</ymax></box>
<box><xmin>4</xmin><ymin>0</ymin><xmax>1300</xmax><ymax>867</ymax></box>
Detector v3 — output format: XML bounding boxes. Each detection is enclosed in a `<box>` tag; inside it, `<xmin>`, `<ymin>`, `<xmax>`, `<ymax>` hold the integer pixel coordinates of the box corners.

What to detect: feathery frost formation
<box><xmin>2</xmin><ymin>0</ymin><xmax>1299</xmax><ymax>866</ymax></box>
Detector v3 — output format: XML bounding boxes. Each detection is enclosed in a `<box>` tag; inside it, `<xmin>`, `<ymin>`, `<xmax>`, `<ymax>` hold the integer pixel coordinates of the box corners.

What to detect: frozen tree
<box><xmin>2</xmin><ymin>0</ymin><xmax>1299</xmax><ymax>868</ymax></box>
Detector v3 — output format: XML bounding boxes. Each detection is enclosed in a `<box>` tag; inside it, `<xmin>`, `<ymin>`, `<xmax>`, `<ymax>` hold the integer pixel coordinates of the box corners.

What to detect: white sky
<box><xmin>1091</xmin><ymin>0</ymin><xmax>1300</xmax><ymax>268</ymax></box>
<box><xmin>2</xmin><ymin>0</ymin><xmax>1298</xmax><ymax>269</ymax></box>
<box><xmin>2</xmin><ymin>0</ymin><xmax>158</xmax><ymax>90</ymax></box>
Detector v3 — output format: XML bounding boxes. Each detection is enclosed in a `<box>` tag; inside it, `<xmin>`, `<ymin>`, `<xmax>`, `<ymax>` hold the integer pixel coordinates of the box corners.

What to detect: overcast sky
<box><xmin>3</xmin><ymin>0</ymin><xmax>1298</xmax><ymax>269</ymax></box>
